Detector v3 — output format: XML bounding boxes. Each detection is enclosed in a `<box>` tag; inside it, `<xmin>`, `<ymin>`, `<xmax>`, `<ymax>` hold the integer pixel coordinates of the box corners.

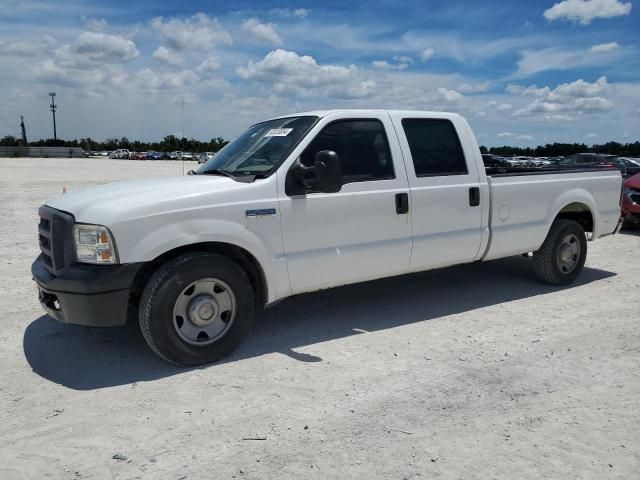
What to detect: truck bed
<box><xmin>482</xmin><ymin>167</ymin><xmax>622</xmax><ymax>261</ymax></box>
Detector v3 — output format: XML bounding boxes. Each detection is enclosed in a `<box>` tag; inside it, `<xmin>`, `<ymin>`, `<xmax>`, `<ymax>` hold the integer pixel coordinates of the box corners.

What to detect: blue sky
<box><xmin>1</xmin><ymin>0</ymin><xmax>639</xmax><ymax>146</ymax></box>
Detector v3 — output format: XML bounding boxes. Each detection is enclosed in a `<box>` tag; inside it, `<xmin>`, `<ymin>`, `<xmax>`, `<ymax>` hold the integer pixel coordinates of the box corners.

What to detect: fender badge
<box><xmin>245</xmin><ymin>208</ymin><xmax>277</xmax><ymax>218</ymax></box>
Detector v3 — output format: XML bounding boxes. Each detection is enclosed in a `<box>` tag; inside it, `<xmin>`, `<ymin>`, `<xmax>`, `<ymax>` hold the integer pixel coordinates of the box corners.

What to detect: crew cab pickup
<box><xmin>32</xmin><ymin>110</ymin><xmax>624</xmax><ymax>365</ymax></box>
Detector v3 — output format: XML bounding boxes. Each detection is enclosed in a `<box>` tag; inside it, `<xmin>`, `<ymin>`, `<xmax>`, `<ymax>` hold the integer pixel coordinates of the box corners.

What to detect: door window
<box><xmin>401</xmin><ymin>119</ymin><xmax>468</xmax><ymax>176</ymax></box>
<box><xmin>301</xmin><ymin>119</ymin><xmax>394</xmax><ymax>184</ymax></box>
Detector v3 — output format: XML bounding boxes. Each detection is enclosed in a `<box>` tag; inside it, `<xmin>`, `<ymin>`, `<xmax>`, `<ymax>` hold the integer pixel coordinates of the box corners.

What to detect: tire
<box><xmin>532</xmin><ymin>219</ymin><xmax>587</xmax><ymax>285</ymax></box>
<box><xmin>139</xmin><ymin>252</ymin><xmax>255</xmax><ymax>366</ymax></box>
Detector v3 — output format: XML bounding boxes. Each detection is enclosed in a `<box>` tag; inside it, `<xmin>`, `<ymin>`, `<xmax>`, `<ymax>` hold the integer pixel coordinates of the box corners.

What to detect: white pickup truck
<box><xmin>32</xmin><ymin>110</ymin><xmax>623</xmax><ymax>365</ymax></box>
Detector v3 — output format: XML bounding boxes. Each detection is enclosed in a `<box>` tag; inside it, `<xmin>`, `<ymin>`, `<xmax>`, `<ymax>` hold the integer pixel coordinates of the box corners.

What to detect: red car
<box><xmin>622</xmin><ymin>172</ymin><xmax>640</xmax><ymax>225</ymax></box>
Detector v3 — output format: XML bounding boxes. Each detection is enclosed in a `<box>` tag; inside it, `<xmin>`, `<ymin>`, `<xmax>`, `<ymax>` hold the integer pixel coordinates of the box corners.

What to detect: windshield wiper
<box><xmin>198</xmin><ymin>169</ymin><xmax>255</xmax><ymax>183</ymax></box>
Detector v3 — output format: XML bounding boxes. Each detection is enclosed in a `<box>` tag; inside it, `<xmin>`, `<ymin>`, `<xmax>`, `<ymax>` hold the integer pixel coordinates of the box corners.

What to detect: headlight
<box><xmin>73</xmin><ymin>224</ymin><xmax>118</xmax><ymax>264</ymax></box>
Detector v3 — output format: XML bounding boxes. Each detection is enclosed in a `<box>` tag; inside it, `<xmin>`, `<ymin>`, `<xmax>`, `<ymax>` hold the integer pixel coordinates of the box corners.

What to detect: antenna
<box><xmin>49</xmin><ymin>92</ymin><xmax>57</xmax><ymax>140</ymax></box>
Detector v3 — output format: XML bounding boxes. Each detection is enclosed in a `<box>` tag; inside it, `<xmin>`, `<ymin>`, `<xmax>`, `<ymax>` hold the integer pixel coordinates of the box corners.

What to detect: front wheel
<box><xmin>139</xmin><ymin>252</ymin><xmax>255</xmax><ymax>366</ymax></box>
<box><xmin>532</xmin><ymin>219</ymin><xmax>587</xmax><ymax>285</ymax></box>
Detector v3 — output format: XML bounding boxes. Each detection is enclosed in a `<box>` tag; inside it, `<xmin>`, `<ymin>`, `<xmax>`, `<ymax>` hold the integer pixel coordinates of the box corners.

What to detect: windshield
<box><xmin>197</xmin><ymin>116</ymin><xmax>317</xmax><ymax>178</ymax></box>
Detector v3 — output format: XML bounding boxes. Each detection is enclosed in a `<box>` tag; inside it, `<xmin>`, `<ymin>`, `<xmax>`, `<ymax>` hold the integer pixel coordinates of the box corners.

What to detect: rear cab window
<box><xmin>401</xmin><ymin>118</ymin><xmax>468</xmax><ymax>177</ymax></box>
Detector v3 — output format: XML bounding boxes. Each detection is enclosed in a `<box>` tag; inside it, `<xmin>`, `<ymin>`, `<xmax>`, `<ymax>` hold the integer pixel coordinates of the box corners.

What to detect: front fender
<box><xmin>112</xmin><ymin>216</ymin><xmax>289</xmax><ymax>303</ymax></box>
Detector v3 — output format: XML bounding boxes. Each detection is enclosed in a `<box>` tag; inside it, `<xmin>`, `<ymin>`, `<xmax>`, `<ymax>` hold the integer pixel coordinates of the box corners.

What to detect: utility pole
<box><xmin>49</xmin><ymin>92</ymin><xmax>57</xmax><ymax>140</ymax></box>
<box><xmin>180</xmin><ymin>96</ymin><xmax>185</xmax><ymax>140</ymax></box>
<box><xmin>20</xmin><ymin>115</ymin><xmax>27</xmax><ymax>144</ymax></box>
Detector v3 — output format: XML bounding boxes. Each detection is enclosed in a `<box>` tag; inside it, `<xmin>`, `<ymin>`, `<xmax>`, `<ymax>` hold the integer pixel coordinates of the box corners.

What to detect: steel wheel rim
<box><xmin>172</xmin><ymin>278</ymin><xmax>236</xmax><ymax>346</ymax></box>
<box><xmin>556</xmin><ymin>233</ymin><xmax>580</xmax><ymax>274</ymax></box>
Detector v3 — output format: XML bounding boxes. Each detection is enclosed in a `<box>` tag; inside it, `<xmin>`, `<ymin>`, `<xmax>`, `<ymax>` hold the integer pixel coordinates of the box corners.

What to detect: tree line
<box><xmin>0</xmin><ymin>135</ymin><xmax>229</xmax><ymax>153</ymax></box>
<box><xmin>2</xmin><ymin>134</ymin><xmax>639</xmax><ymax>157</ymax></box>
<box><xmin>480</xmin><ymin>141</ymin><xmax>640</xmax><ymax>157</ymax></box>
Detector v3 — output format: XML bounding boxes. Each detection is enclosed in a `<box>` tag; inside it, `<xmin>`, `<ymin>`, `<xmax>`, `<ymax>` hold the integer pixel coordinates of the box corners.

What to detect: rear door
<box><xmin>277</xmin><ymin>113</ymin><xmax>412</xmax><ymax>294</ymax></box>
<box><xmin>389</xmin><ymin>113</ymin><xmax>484</xmax><ymax>270</ymax></box>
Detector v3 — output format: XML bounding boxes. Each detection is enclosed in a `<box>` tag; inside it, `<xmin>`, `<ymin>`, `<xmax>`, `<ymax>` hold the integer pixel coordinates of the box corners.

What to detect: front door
<box><xmin>278</xmin><ymin>114</ymin><xmax>412</xmax><ymax>295</ymax></box>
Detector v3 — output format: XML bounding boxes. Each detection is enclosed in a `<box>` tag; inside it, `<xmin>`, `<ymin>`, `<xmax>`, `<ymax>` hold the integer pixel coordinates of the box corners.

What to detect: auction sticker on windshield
<box><xmin>264</xmin><ymin>128</ymin><xmax>293</xmax><ymax>137</ymax></box>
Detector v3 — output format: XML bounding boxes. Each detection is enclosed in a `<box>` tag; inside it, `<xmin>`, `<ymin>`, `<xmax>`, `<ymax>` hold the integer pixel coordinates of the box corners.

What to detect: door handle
<box><xmin>395</xmin><ymin>193</ymin><xmax>409</xmax><ymax>214</ymax></box>
<box><xmin>469</xmin><ymin>187</ymin><xmax>480</xmax><ymax>207</ymax></box>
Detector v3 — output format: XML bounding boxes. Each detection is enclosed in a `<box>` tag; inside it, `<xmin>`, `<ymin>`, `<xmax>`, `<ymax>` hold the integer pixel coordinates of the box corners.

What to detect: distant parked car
<box><xmin>131</xmin><ymin>151</ymin><xmax>147</xmax><ymax>160</ymax></box>
<box><xmin>180</xmin><ymin>152</ymin><xmax>194</xmax><ymax>160</ymax></box>
<box><xmin>561</xmin><ymin>153</ymin><xmax>639</xmax><ymax>178</ymax></box>
<box><xmin>531</xmin><ymin>157</ymin><xmax>554</xmax><ymax>167</ymax></box>
<box><xmin>198</xmin><ymin>152</ymin><xmax>216</xmax><ymax>164</ymax></box>
<box><xmin>621</xmin><ymin>173</ymin><xmax>640</xmax><ymax>225</ymax></box>
<box><xmin>617</xmin><ymin>157</ymin><xmax>640</xmax><ymax>178</ymax></box>
<box><xmin>146</xmin><ymin>151</ymin><xmax>164</xmax><ymax>160</ymax></box>
<box><xmin>108</xmin><ymin>149</ymin><xmax>130</xmax><ymax>159</ymax></box>
<box><xmin>561</xmin><ymin>153</ymin><xmax>616</xmax><ymax>165</ymax></box>
<box><xmin>481</xmin><ymin>154</ymin><xmax>512</xmax><ymax>173</ymax></box>
<box><xmin>168</xmin><ymin>151</ymin><xmax>181</xmax><ymax>160</ymax></box>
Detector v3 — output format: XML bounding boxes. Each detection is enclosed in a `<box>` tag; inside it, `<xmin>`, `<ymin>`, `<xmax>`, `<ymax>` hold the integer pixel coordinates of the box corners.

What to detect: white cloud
<box><xmin>420</xmin><ymin>48</ymin><xmax>434</xmax><ymax>62</ymax></box>
<box><xmin>437</xmin><ymin>87</ymin><xmax>463</xmax><ymax>103</ymax></box>
<box><xmin>84</xmin><ymin>18</ymin><xmax>109</xmax><ymax>32</ymax></box>
<box><xmin>32</xmin><ymin>59</ymin><xmax>128</xmax><ymax>91</ymax></box>
<box><xmin>371</xmin><ymin>60</ymin><xmax>408</xmax><ymax>70</ymax></box>
<box><xmin>497</xmin><ymin>103</ymin><xmax>513</xmax><ymax>111</ymax></box>
<box><xmin>270</xmin><ymin>8</ymin><xmax>309</xmax><ymax>18</ymax></box>
<box><xmin>590</xmin><ymin>42</ymin><xmax>619</xmax><ymax>52</ymax></box>
<box><xmin>151</xmin><ymin>13</ymin><xmax>232</xmax><ymax>51</ymax></box>
<box><xmin>512</xmin><ymin>76</ymin><xmax>614</xmax><ymax>120</ymax></box>
<box><xmin>505</xmin><ymin>84</ymin><xmax>522</xmax><ymax>94</ymax></box>
<box><xmin>544</xmin><ymin>0</ymin><xmax>632</xmax><ymax>25</ymax></box>
<box><xmin>587</xmin><ymin>132</ymin><xmax>598</xmax><ymax>138</ymax></box>
<box><xmin>512</xmin><ymin>44</ymin><xmax>625</xmax><ymax>78</ymax></box>
<box><xmin>72</xmin><ymin>31</ymin><xmax>139</xmax><ymax>62</ymax></box>
<box><xmin>196</xmin><ymin>56</ymin><xmax>221</xmax><ymax>74</ymax></box>
<box><xmin>553</xmin><ymin>76</ymin><xmax>609</xmax><ymax>98</ymax></box>
<box><xmin>241</xmin><ymin>18</ymin><xmax>283</xmax><ymax>46</ymax></box>
<box><xmin>134</xmin><ymin>68</ymin><xmax>200</xmax><ymax>91</ymax></box>
<box><xmin>497</xmin><ymin>132</ymin><xmax>534</xmax><ymax>141</ymax></box>
<box><xmin>0</xmin><ymin>35</ymin><xmax>56</xmax><ymax>56</ymax></box>
<box><xmin>237</xmin><ymin>49</ymin><xmax>376</xmax><ymax>99</ymax></box>
<box><xmin>549</xmin><ymin>114</ymin><xmax>576</xmax><ymax>122</ymax></box>
<box><xmin>393</xmin><ymin>55</ymin><xmax>414</xmax><ymax>64</ymax></box>
<box><xmin>458</xmin><ymin>81</ymin><xmax>490</xmax><ymax>93</ymax></box>
<box><xmin>152</xmin><ymin>46</ymin><xmax>182</xmax><ymax>65</ymax></box>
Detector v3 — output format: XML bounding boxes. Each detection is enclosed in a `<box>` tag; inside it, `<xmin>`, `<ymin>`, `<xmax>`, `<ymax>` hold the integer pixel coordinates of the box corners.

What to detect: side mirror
<box><xmin>314</xmin><ymin>150</ymin><xmax>343</xmax><ymax>193</ymax></box>
<box><xmin>285</xmin><ymin>150</ymin><xmax>343</xmax><ymax>195</ymax></box>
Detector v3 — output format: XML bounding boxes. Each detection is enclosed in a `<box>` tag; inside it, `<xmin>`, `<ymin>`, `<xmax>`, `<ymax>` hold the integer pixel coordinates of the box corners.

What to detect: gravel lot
<box><xmin>1</xmin><ymin>157</ymin><xmax>639</xmax><ymax>479</ymax></box>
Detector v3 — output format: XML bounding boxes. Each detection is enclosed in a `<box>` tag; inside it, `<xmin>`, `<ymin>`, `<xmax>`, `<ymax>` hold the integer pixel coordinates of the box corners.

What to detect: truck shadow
<box><xmin>24</xmin><ymin>256</ymin><xmax>616</xmax><ymax>390</ymax></box>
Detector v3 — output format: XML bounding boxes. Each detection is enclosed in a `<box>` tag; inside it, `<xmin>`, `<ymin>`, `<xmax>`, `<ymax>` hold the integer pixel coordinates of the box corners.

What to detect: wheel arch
<box><xmin>128</xmin><ymin>242</ymin><xmax>268</xmax><ymax>319</ymax></box>
<box><xmin>546</xmin><ymin>189</ymin><xmax>599</xmax><ymax>239</ymax></box>
<box><xmin>554</xmin><ymin>202</ymin><xmax>594</xmax><ymax>234</ymax></box>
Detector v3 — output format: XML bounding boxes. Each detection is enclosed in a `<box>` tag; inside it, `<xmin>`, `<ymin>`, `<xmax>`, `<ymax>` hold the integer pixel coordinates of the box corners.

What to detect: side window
<box><xmin>300</xmin><ymin>119</ymin><xmax>394</xmax><ymax>184</ymax></box>
<box><xmin>401</xmin><ymin>119</ymin><xmax>468</xmax><ymax>176</ymax></box>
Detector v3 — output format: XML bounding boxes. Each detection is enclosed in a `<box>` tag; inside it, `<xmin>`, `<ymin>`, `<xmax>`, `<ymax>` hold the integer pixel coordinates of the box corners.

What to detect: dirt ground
<box><xmin>0</xmin><ymin>157</ymin><xmax>638</xmax><ymax>480</ymax></box>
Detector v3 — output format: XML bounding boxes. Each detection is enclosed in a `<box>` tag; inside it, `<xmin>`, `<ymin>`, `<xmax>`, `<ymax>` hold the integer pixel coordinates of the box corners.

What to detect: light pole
<box><xmin>49</xmin><ymin>92</ymin><xmax>57</xmax><ymax>140</ymax></box>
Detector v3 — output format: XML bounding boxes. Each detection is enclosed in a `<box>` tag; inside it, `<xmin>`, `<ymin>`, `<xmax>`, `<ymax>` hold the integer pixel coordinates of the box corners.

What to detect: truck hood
<box><xmin>47</xmin><ymin>175</ymin><xmax>246</xmax><ymax>224</ymax></box>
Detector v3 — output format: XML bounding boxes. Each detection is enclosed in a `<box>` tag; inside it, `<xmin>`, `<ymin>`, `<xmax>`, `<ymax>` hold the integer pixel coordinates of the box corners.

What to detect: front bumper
<box><xmin>32</xmin><ymin>256</ymin><xmax>143</xmax><ymax>327</ymax></box>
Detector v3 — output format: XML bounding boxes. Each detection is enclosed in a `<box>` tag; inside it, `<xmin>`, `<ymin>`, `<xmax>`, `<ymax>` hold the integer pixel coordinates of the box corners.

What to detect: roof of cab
<box><xmin>267</xmin><ymin>109</ymin><xmax>462</xmax><ymax>121</ymax></box>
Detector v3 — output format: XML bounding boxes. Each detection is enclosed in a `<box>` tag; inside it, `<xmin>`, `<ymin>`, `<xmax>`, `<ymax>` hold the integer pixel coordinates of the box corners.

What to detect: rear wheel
<box><xmin>139</xmin><ymin>252</ymin><xmax>255</xmax><ymax>366</ymax></box>
<box><xmin>532</xmin><ymin>219</ymin><xmax>587</xmax><ymax>285</ymax></box>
